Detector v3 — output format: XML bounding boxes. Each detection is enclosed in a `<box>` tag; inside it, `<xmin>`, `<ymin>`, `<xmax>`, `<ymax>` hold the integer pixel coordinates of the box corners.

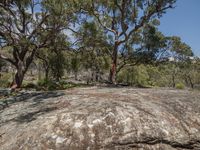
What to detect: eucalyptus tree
<box><xmin>116</xmin><ymin>24</ymin><xmax>167</xmax><ymax>75</ymax></box>
<box><xmin>160</xmin><ymin>36</ymin><xmax>193</xmax><ymax>60</ymax></box>
<box><xmin>79</xmin><ymin>0</ymin><xmax>176</xmax><ymax>83</ymax></box>
<box><xmin>179</xmin><ymin>57</ymin><xmax>200</xmax><ymax>89</ymax></box>
<box><xmin>0</xmin><ymin>0</ymin><xmax>75</xmax><ymax>88</ymax></box>
<box><xmin>36</xmin><ymin>33</ymin><xmax>69</xmax><ymax>82</ymax></box>
<box><xmin>160</xmin><ymin>36</ymin><xmax>193</xmax><ymax>87</ymax></box>
<box><xmin>0</xmin><ymin>0</ymin><xmax>47</xmax><ymax>88</ymax></box>
<box><xmin>74</xmin><ymin>21</ymin><xmax>111</xmax><ymax>82</ymax></box>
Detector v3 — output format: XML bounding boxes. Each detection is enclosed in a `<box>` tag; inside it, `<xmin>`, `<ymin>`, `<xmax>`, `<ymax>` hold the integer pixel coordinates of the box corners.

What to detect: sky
<box><xmin>158</xmin><ymin>0</ymin><xmax>200</xmax><ymax>56</ymax></box>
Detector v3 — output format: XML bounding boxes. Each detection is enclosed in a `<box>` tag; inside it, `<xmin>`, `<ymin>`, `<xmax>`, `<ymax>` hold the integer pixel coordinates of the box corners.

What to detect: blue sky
<box><xmin>158</xmin><ymin>0</ymin><xmax>200</xmax><ymax>56</ymax></box>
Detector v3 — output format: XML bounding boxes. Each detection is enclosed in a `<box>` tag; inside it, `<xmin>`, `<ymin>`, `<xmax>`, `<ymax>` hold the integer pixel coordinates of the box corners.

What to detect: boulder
<box><xmin>0</xmin><ymin>87</ymin><xmax>200</xmax><ymax>150</ymax></box>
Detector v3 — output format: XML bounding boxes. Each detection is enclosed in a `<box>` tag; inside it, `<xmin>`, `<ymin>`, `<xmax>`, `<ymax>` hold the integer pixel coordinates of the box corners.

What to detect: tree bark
<box><xmin>38</xmin><ymin>63</ymin><xmax>42</xmax><ymax>81</ymax></box>
<box><xmin>0</xmin><ymin>65</ymin><xmax>2</xmax><ymax>79</ymax></box>
<box><xmin>187</xmin><ymin>76</ymin><xmax>194</xmax><ymax>89</ymax></box>
<box><xmin>109</xmin><ymin>43</ymin><xmax>118</xmax><ymax>84</ymax></box>
<box><xmin>45</xmin><ymin>67</ymin><xmax>49</xmax><ymax>82</ymax></box>
<box><xmin>11</xmin><ymin>61</ymin><xmax>26</xmax><ymax>89</ymax></box>
<box><xmin>172</xmin><ymin>74</ymin><xmax>175</xmax><ymax>88</ymax></box>
<box><xmin>11</xmin><ymin>70</ymin><xmax>25</xmax><ymax>89</ymax></box>
<box><xmin>95</xmin><ymin>68</ymin><xmax>100</xmax><ymax>82</ymax></box>
<box><xmin>74</xmin><ymin>71</ymin><xmax>78</xmax><ymax>81</ymax></box>
<box><xmin>13</xmin><ymin>72</ymin><xmax>24</xmax><ymax>88</ymax></box>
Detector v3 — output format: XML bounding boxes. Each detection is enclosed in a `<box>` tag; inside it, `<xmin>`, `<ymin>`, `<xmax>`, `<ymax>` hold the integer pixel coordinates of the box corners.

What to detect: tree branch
<box><xmin>0</xmin><ymin>53</ymin><xmax>15</xmax><ymax>66</ymax></box>
<box><xmin>91</xmin><ymin>0</ymin><xmax>117</xmax><ymax>35</ymax></box>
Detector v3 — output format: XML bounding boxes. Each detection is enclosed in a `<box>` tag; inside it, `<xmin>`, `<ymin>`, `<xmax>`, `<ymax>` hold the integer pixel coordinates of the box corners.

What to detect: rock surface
<box><xmin>0</xmin><ymin>87</ymin><xmax>200</xmax><ymax>150</ymax></box>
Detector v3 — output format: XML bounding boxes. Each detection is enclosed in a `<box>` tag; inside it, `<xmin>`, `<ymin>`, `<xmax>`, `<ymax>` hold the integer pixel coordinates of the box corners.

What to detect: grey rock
<box><xmin>0</xmin><ymin>87</ymin><xmax>200</xmax><ymax>150</ymax></box>
<box><xmin>0</xmin><ymin>88</ymin><xmax>11</xmax><ymax>97</ymax></box>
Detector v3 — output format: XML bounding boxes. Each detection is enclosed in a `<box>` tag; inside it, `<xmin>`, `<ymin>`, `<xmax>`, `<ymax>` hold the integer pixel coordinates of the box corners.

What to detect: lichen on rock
<box><xmin>0</xmin><ymin>87</ymin><xmax>200</xmax><ymax>150</ymax></box>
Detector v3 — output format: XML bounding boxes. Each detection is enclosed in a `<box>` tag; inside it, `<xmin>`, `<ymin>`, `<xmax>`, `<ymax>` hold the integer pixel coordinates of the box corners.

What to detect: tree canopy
<box><xmin>0</xmin><ymin>0</ymin><xmax>197</xmax><ymax>89</ymax></box>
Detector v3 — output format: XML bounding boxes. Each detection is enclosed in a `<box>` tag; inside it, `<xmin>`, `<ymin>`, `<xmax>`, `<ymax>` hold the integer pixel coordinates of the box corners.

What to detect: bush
<box><xmin>175</xmin><ymin>83</ymin><xmax>185</xmax><ymax>89</ymax></box>
<box><xmin>117</xmin><ymin>65</ymin><xmax>150</xmax><ymax>87</ymax></box>
<box><xmin>0</xmin><ymin>73</ymin><xmax>12</xmax><ymax>88</ymax></box>
<box><xmin>37</xmin><ymin>79</ymin><xmax>56</xmax><ymax>90</ymax></box>
<box><xmin>23</xmin><ymin>82</ymin><xmax>38</xmax><ymax>89</ymax></box>
<box><xmin>49</xmin><ymin>52</ymin><xmax>66</xmax><ymax>81</ymax></box>
<box><xmin>37</xmin><ymin>79</ymin><xmax>79</xmax><ymax>91</ymax></box>
<box><xmin>37</xmin><ymin>79</ymin><xmax>49</xmax><ymax>87</ymax></box>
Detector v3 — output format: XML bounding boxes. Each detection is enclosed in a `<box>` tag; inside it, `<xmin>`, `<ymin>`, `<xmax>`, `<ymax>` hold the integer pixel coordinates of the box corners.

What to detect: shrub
<box><xmin>117</xmin><ymin>65</ymin><xmax>150</xmax><ymax>87</ymax></box>
<box><xmin>0</xmin><ymin>73</ymin><xmax>12</xmax><ymax>88</ymax></box>
<box><xmin>37</xmin><ymin>79</ymin><xmax>56</xmax><ymax>90</ymax></box>
<box><xmin>49</xmin><ymin>52</ymin><xmax>66</xmax><ymax>81</ymax></box>
<box><xmin>23</xmin><ymin>82</ymin><xmax>38</xmax><ymax>89</ymax></box>
<box><xmin>37</xmin><ymin>79</ymin><xmax>79</xmax><ymax>91</ymax></box>
<box><xmin>175</xmin><ymin>83</ymin><xmax>185</xmax><ymax>89</ymax></box>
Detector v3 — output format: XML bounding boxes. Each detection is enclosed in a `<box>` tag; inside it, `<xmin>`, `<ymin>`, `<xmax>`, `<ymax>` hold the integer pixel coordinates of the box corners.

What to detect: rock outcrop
<box><xmin>0</xmin><ymin>87</ymin><xmax>200</xmax><ymax>150</ymax></box>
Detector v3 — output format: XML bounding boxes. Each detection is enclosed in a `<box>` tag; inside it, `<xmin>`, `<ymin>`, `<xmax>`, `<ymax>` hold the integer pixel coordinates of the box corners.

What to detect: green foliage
<box><xmin>0</xmin><ymin>59</ymin><xmax>5</xmax><ymax>70</ymax></box>
<box><xmin>175</xmin><ymin>83</ymin><xmax>185</xmax><ymax>89</ymax></box>
<box><xmin>0</xmin><ymin>73</ymin><xmax>12</xmax><ymax>88</ymax></box>
<box><xmin>116</xmin><ymin>60</ymin><xmax>200</xmax><ymax>89</ymax></box>
<box><xmin>2</xmin><ymin>0</ymin><xmax>199</xmax><ymax>91</ymax></box>
<box><xmin>179</xmin><ymin>58</ymin><xmax>200</xmax><ymax>88</ymax></box>
<box><xmin>37</xmin><ymin>79</ymin><xmax>85</xmax><ymax>91</ymax></box>
<box><xmin>71</xmin><ymin>54</ymin><xmax>81</xmax><ymax>74</ymax></box>
<box><xmin>37</xmin><ymin>79</ymin><xmax>59</xmax><ymax>91</ymax></box>
<box><xmin>0</xmin><ymin>0</ymin><xmax>76</xmax><ymax>88</ymax></box>
<box><xmin>170</xmin><ymin>36</ymin><xmax>193</xmax><ymax>56</ymax></box>
<box><xmin>22</xmin><ymin>82</ymin><xmax>38</xmax><ymax>89</ymax></box>
<box><xmin>49</xmin><ymin>51</ymin><xmax>66</xmax><ymax>81</ymax></box>
<box><xmin>146</xmin><ymin>65</ymin><xmax>161</xmax><ymax>86</ymax></box>
<box><xmin>117</xmin><ymin>65</ymin><xmax>149</xmax><ymax>87</ymax></box>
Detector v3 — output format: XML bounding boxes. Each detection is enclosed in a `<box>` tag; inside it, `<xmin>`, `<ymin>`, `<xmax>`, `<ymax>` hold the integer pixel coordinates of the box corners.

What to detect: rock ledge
<box><xmin>0</xmin><ymin>87</ymin><xmax>200</xmax><ymax>150</ymax></box>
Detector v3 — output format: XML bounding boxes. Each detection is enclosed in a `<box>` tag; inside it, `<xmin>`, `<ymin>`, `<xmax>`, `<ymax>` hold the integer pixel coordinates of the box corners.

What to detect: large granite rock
<box><xmin>0</xmin><ymin>87</ymin><xmax>200</xmax><ymax>150</ymax></box>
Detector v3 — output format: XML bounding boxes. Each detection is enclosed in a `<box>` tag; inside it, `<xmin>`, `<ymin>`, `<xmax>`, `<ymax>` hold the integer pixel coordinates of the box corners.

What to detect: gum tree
<box><xmin>0</xmin><ymin>0</ymin><xmax>75</xmax><ymax>88</ymax></box>
<box><xmin>0</xmin><ymin>0</ymin><xmax>49</xmax><ymax>88</ymax></box>
<box><xmin>81</xmin><ymin>0</ymin><xmax>176</xmax><ymax>83</ymax></box>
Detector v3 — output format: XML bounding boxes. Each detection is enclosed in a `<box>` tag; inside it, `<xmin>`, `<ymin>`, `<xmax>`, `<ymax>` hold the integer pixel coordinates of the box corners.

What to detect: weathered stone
<box><xmin>0</xmin><ymin>88</ymin><xmax>11</xmax><ymax>97</ymax></box>
<box><xmin>0</xmin><ymin>87</ymin><xmax>200</xmax><ymax>150</ymax></box>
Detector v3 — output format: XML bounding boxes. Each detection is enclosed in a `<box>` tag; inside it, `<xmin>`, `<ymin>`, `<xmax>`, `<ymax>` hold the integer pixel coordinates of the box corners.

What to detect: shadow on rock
<box><xmin>0</xmin><ymin>91</ymin><xmax>64</xmax><ymax>110</ymax></box>
<box><xmin>14</xmin><ymin>107</ymin><xmax>58</xmax><ymax>123</ymax></box>
<box><xmin>0</xmin><ymin>91</ymin><xmax>66</xmax><ymax>126</ymax></box>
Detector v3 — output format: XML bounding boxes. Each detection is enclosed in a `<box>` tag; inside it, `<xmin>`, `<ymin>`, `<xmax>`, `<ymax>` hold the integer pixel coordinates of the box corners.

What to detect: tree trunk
<box><xmin>74</xmin><ymin>71</ymin><xmax>78</xmax><ymax>81</ymax></box>
<box><xmin>38</xmin><ymin>63</ymin><xmax>42</xmax><ymax>81</ymax></box>
<box><xmin>172</xmin><ymin>75</ymin><xmax>175</xmax><ymax>88</ymax></box>
<box><xmin>11</xmin><ymin>70</ymin><xmax>25</xmax><ymax>89</ymax></box>
<box><xmin>188</xmin><ymin>76</ymin><xmax>194</xmax><ymax>89</ymax></box>
<box><xmin>95</xmin><ymin>69</ymin><xmax>99</xmax><ymax>82</ymax></box>
<box><xmin>171</xmin><ymin>70</ymin><xmax>176</xmax><ymax>88</ymax></box>
<box><xmin>91</xmin><ymin>71</ymin><xmax>94</xmax><ymax>82</ymax></box>
<box><xmin>45</xmin><ymin>67</ymin><xmax>49</xmax><ymax>82</ymax></box>
<box><xmin>11</xmin><ymin>61</ymin><xmax>25</xmax><ymax>89</ymax></box>
<box><xmin>55</xmin><ymin>73</ymin><xmax>60</xmax><ymax>82</ymax></box>
<box><xmin>14</xmin><ymin>72</ymin><xmax>24</xmax><ymax>88</ymax></box>
<box><xmin>0</xmin><ymin>66</ymin><xmax>2</xmax><ymax>79</ymax></box>
<box><xmin>109</xmin><ymin>43</ymin><xmax>118</xmax><ymax>84</ymax></box>
<box><xmin>184</xmin><ymin>77</ymin><xmax>189</xmax><ymax>87</ymax></box>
